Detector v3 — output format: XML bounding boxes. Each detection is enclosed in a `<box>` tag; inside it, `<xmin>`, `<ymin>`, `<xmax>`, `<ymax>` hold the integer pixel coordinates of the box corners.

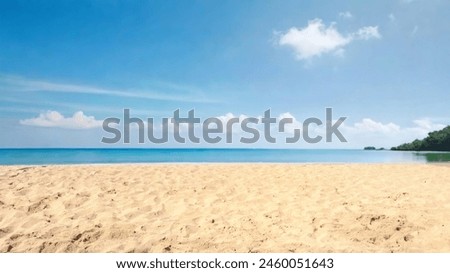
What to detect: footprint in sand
<box><xmin>27</xmin><ymin>193</ymin><xmax>63</xmax><ymax>213</ymax></box>
<box><xmin>71</xmin><ymin>229</ymin><xmax>103</xmax><ymax>244</ymax></box>
<box><xmin>353</xmin><ymin>214</ymin><xmax>418</xmax><ymax>249</ymax></box>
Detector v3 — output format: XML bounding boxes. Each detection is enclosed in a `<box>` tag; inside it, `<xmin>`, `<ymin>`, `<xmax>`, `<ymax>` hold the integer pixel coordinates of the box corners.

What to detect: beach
<box><xmin>1</xmin><ymin>164</ymin><xmax>449</xmax><ymax>253</ymax></box>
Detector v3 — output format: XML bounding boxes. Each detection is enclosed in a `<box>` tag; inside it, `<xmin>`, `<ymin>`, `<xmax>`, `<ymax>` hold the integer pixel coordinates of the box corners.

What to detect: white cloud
<box><xmin>340</xmin><ymin>118</ymin><xmax>447</xmax><ymax>148</ymax></box>
<box><xmin>216</xmin><ymin>113</ymin><xmax>254</xmax><ymax>136</ymax></box>
<box><xmin>353</xmin><ymin>118</ymin><xmax>400</xmax><ymax>133</ymax></box>
<box><xmin>20</xmin><ymin>111</ymin><xmax>102</xmax><ymax>129</ymax></box>
<box><xmin>278</xmin><ymin>19</ymin><xmax>381</xmax><ymax>60</ymax></box>
<box><xmin>353</xmin><ymin>26</ymin><xmax>381</xmax><ymax>40</ymax></box>
<box><xmin>339</xmin><ymin>11</ymin><xmax>353</xmax><ymax>19</ymax></box>
<box><xmin>278</xmin><ymin>19</ymin><xmax>351</xmax><ymax>60</ymax></box>
<box><xmin>0</xmin><ymin>74</ymin><xmax>213</xmax><ymax>103</ymax></box>
<box><xmin>217</xmin><ymin>113</ymin><xmax>239</xmax><ymax>124</ymax></box>
<box><xmin>278</xmin><ymin>112</ymin><xmax>302</xmax><ymax>134</ymax></box>
<box><xmin>216</xmin><ymin>113</ymin><xmax>251</xmax><ymax>123</ymax></box>
<box><xmin>208</xmin><ymin>114</ymin><xmax>445</xmax><ymax>148</ymax></box>
<box><xmin>345</xmin><ymin>118</ymin><xmax>445</xmax><ymax>136</ymax></box>
<box><xmin>410</xmin><ymin>118</ymin><xmax>445</xmax><ymax>134</ymax></box>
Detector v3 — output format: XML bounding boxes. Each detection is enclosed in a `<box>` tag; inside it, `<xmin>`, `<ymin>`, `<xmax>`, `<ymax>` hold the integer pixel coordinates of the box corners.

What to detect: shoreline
<box><xmin>2</xmin><ymin>149</ymin><xmax>450</xmax><ymax>166</ymax></box>
<box><xmin>1</xmin><ymin>161</ymin><xmax>446</xmax><ymax>167</ymax></box>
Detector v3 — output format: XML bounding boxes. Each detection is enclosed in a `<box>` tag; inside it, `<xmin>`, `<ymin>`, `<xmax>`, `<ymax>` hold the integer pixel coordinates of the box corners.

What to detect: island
<box><xmin>364</xmin><ymin>147</ymin><xmax>385</xmax><ymax>150</ymax></box>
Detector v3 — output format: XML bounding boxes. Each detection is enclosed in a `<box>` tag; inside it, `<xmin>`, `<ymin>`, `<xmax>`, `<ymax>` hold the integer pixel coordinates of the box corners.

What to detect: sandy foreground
<box><xmin>0</xmin><ymin>164</ymin><xmax>449</xmax><ymax>253</ymax></box>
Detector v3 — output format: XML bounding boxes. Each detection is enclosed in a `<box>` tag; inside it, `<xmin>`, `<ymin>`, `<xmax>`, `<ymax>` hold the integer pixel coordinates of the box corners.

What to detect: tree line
<box><xmin>391</xmin><ymin>125</ymin><xmax>450</xmax><ymax>151</ymax></box>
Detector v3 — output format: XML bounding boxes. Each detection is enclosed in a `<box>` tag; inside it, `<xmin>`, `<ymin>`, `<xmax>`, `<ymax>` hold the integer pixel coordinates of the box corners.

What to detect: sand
<box><xmin>0</xmin><ymin>164</ymin><xmax>449</xmax><ymax>253</ymax></box>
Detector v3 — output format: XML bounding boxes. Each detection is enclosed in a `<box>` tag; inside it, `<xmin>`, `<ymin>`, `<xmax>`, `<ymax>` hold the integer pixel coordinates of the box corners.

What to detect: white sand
<box><xmin>1</xmin><ymin>164</ymin><xmax>449</xmax><ymax>252</ymax></box>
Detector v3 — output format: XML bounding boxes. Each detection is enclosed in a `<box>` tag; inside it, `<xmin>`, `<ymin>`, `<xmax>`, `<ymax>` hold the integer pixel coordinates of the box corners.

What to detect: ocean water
<box><xmin>0</xmin><ymin>149</ymin><xmax>449</xmax><ymax>165</ymax></box>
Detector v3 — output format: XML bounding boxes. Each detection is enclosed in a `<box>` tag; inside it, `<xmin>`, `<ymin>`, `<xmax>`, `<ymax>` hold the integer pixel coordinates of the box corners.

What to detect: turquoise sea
<box><xmin>0</xmin><ymin>149</ymin><xmax>450</xmax><ymax>165</ymax></box>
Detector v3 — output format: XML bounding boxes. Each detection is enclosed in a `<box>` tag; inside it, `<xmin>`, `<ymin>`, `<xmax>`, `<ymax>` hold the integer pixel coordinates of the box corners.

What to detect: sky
<box><xmin>0</xmin><ymin>0</ymin><xmax>449</xmax><ymax>148</ymax></box>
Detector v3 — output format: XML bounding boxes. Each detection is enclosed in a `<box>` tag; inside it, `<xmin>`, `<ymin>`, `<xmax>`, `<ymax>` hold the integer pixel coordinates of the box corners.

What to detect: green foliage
<box><xmin>391</xmin><ymin>125</ymin><xmax>450</xmax><ymax>151</ymax></box>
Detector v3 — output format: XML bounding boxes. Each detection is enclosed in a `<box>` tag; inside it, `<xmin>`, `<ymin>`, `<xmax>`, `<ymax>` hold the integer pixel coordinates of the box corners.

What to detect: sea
<box><xmin>0</xmin><ymin>149</ymin><xmax>449</xmax><ymax>165</ymax></box>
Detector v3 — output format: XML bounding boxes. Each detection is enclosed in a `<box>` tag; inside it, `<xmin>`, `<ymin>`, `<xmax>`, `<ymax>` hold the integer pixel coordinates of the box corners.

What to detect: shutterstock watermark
<box><xmin>101</xmin><ymin>108</ymin><xmax>347</xmax><ymax>144</ymax></box>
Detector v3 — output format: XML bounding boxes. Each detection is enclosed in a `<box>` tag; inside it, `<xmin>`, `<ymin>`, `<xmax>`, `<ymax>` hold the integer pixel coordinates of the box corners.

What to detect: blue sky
<box><xmin>0</xmin><ymin>0</ymin><xmax>449</xmax><ymax>148</ymax></box>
